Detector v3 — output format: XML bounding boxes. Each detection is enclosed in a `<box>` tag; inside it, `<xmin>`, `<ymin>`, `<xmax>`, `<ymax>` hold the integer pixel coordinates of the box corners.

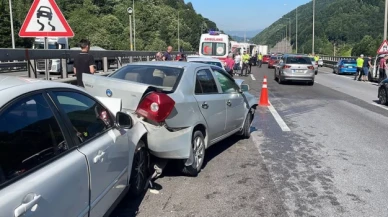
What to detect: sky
<box><xmin>184</xmin><ymin>0</ymin><xmax>311</xmax><ymax>32</ymax></box>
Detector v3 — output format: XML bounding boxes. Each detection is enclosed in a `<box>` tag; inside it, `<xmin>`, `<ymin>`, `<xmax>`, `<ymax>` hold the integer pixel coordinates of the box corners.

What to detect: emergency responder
<box><xmin>257</xmin><ymin>52</ymin><xmax>263</xmax><ymax>68</ymax></box>
<box><xmin>242</xmin><ymin>51</ymin><xmax>250</xmax><ymax>76</ymax></box>
<box><xmin>355</xmin><ymin>54</ymin><xmax>364</xmax><ymax>81</ymax></box>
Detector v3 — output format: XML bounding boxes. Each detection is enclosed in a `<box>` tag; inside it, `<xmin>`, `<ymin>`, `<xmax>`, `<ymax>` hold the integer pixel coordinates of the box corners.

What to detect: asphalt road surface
<box><xmin>108</xmin><ymin>64</ymin><xmax>388</xmax><ymax>217</ymax></box>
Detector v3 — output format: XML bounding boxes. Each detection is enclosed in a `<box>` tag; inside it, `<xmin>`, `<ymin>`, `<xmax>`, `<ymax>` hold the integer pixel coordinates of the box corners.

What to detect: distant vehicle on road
<box><xmin>378</xmin><ymin>78</ymin><xmax>388</xmax><ymax>105</ymax></box>
<box><xmin>268</xmin><ymin>55</ymin><xmax>281</xmax><ymax>68</ymax></box>
<box><xmin>332</xmin><ymin>59</ymin><xmax>357</xmax><ymax>75</ymax></box>
<box><xmin>0</xmin><ymin>76</ymin><xmax>147</xmax><ymax>217</ymax></box>
<box><xmin>37</xmin><ymin>6</ymin><xmax>52</xmax><ymax>20</ymax></box>
<box><xmin>274</xmin><ymin>55</ymin><xmax>315</xmax><ymax>85</ymax></box>
<box><xmin>318</xmin><ymin>58</ymin><xmax>324</xmax><ymax>67</ymax></box>
<box><xmin>186</xmin><ymin>56</ymin><xmax>225</xmax><ymax>70</ymax></box>
<box><xmin>83</xmin><ymin>62</ymin><xmax>258</xmax><ymax>176</ymax></box>
<box><xmin>262</xmin><ymin>55</ymin><xmax>271</xmax><ymax>64</ymax></box>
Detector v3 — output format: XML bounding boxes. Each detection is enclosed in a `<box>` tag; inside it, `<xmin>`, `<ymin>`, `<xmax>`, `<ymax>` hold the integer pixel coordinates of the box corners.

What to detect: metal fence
<box><xmin>0</xmin><ymin>49</ymin><xmax>195</xmax><ymax>82</ymax></box>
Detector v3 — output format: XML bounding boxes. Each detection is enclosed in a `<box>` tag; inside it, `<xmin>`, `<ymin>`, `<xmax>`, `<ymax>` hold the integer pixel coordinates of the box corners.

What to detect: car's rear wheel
<box><xmin>379</xmin><ymin>87</ymin><xmax>388</xmax><ymax>105</ymax></box>
<box><xmin>129</xmin><ymin>140</ymin><xmax>150</xmax><ymax>196</ymax></box>
<box><xmin>368</xmin><ymin>72</ymin><xmax>373</xmax><ymax>82</ymax></box>
<box><xmin>308</xmin><ymin>80</ymin><xmax>314</xmax><ymax>86</ymax></box>
<box><xmin>182</xmin><ymin>131</ymin><xmax>205</xmax><ymax>176</ymax></box>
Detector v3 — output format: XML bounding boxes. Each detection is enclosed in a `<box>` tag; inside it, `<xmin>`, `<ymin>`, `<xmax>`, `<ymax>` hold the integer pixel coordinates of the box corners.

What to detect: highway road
<box><xmin>110</xmin><ymin>65</ymin><xmax>388</xmax><ymax>217</ymax></box>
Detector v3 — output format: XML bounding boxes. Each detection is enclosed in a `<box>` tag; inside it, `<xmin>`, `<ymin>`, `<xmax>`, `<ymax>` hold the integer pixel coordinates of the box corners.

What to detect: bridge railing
<box><xmin>0</xmin><ymin>49</ymin><xmax>195</xmax><ymax>83</ymax></box>
<box><xmin>320</xmin><ymin>55</ymin><xmax>358</xmax><ymax>68</ymax></box>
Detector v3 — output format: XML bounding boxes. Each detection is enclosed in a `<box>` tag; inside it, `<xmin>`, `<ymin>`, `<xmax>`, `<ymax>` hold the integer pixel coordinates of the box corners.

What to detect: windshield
<box><xmin>342</xmin><ymin>60</ymin><xmax>356</xmax><ymax>64</ymax></box>
<box><xmin>191</xmin><ymin>61</ymin><xmax>223</xmax><ymax>68</ymax></box>
<box><xmin>34</xmin><ymin>43</ymin><xmax>57</xmax><ymax>49</ymax></box>
<box><xmin>201</xmin><ymin>42</ymin><xmax>226</xmax><ymax>56</ymax></box>
<box><xmin>286</xmin><ymin>57</ymin><xmax>312</xmax><ymax>64</ymax></box>
<box><xmin>109</xmin><ymin>65</ymin><xmax>183</xmax><ymax>91</ymax></box>
<box><xmin>271</xmin><ymin>56</ymin><xmax>278</xmax><ymax>60</ymax></box>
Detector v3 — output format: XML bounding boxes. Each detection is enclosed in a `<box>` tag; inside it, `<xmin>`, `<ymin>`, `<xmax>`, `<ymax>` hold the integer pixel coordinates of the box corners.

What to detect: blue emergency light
<box><xmin>209</xmin><ymin>31</ymin><xmax>221</xmax><ymax>35</ymax></box>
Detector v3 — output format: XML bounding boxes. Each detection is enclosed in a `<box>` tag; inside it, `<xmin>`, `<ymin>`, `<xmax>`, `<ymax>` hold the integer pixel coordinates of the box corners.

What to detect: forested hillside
<box><xmin>252</xmin><ymin>0</ymin><xmax>385</xmax><ymax>56</ymax></box>
<box><xmin>0</xmin><ymin>0</ymin><xmax>221</xmax><ymax>51</ymax></box>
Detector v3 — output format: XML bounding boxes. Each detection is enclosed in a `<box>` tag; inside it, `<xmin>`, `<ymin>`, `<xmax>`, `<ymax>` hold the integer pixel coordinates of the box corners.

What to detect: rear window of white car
<box><xmin>109</xmin><ymin>65</ymin><xmax>183</xmax><ymax>91</ymax></box>
<box><xmin>287</xmin><ymin>57</ymin><xmax>312</xmax><ymax>64</ymax></box>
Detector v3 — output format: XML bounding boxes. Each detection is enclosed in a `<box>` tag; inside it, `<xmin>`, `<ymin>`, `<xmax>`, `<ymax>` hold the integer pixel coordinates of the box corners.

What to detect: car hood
<box><xmin>83</xmin><ymin>74</ymin><xmax>152</xmax><ymax>111</ymax></box>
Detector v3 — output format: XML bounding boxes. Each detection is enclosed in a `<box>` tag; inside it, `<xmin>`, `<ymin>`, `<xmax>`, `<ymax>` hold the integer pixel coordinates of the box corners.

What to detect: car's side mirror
<box><xmin>116</xmin><ymin>111</ymin><xmax>133</xmax><ymax>129</ymax></box>
<box><xmin>240</xmin><ymin>84</ymin><xmax>250</xmax><ymax>92</ymax></box>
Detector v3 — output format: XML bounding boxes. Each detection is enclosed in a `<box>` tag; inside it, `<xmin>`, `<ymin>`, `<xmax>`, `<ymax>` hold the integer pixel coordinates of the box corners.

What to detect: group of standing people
<box><xmin>223</xmin><ymin>51</ymin><xmax>264</xmax><ymax>77</ymax></box>
<box><xmin>355</xmin><ymin>54</ymin><xmax>388</xmax><ymax>82</ymax></box>
<box><xmin>153</xmin><ymin>46</ymin><xmax>187</xmax><ymax>61</ymax></box>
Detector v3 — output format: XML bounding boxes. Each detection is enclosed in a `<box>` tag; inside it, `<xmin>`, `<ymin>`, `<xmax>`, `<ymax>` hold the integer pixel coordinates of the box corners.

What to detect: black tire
<box><xmin>315</xmin><ymin>71</ymin><xmax>318</xmax><ymax>75</ymax></box>
<box><xmin>308</xmin><ymin>80</ymin><xmax>314</xmax><ymax>86</ymax></box>
<box><xmin>368</xmin><ymin>72</ymin><xmax>373</xmax><ymax>82</ymax></box>
<box><xmin>182</xmin><ymin>131</ymin><xmax>206</xmax><ymax>176</ymax></box>
<box><xmin>278</xmin><ymin>76</ymin><xmax>283</xmax><ymax>84</ymax></box>
<box><xmin>379</xmin><ymin>87</ymin><xmax>388</xmax><ymax>105</ymax></box>
<box><xmin>129</xmin><ymin>140</ymin><xmax>150</xmax><ymax>196</ymax></box>
<box><xmin>241</xmin><ymin>112</ymin><xmax>252</xmax><ymax>139</ymax></box>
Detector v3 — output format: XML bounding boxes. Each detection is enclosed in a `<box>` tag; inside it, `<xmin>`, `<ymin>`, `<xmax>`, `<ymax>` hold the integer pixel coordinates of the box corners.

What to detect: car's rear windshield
<box><xmin>270</xmin><ymin>56</ymin><xmax>278</xmax><ymax>60</ymax></box>
<box><xmin>191</xmin><ymin>61</ymin><xmax>223</xmax><ymax>68</ymax></box>
<box><xmin>286</xmin><ymin>57</ymin><xmax>312</xmax><ymax>64</ymax></box>
<box><xmin>108</xmin><ymin>65</ymin><xmax>183</xmax><ymax>91</ymax></box>
<box><xmin>342</xmin><ymin>60</ymin><xmax>356</xmax><ymax>64</ymax></box>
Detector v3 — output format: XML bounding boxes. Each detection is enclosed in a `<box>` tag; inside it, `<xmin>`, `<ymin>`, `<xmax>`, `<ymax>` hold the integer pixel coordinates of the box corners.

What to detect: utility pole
<box><xmin>133</xmin><ymin>0</ymin><xmax>136</xmax><ymax>50</ymax></box>
<box><xmin>178</xmin><ymin>11</ymin><xmax>180</xmax><ymax>51</ymax></box>
<box><xmin>9</xmin><ymin>0</ymin><xmax>15</xmax><ymax>48</ymax></box>
<box><xmin>127</xmin><ymin>7</ymin><xmax>133</xmax><ymax>51</ymax></box>
<box><xmin>312</xmin><ymin>0</ymin><xmax>315</xmax><ymax>54</ymax></box>
<box><xmin>296</xmin><ymin>7</ymin><xmax>298</xmax><ymax>53</ymax></box>
<box><xmin>385</xmin><ymin>0</ymin><xmax>388</xmax><ymax>40</ymax></box>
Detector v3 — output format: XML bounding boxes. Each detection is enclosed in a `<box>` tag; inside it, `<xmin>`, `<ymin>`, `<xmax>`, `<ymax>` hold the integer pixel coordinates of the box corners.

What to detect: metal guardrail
<box><xmin>320</xmin><ymin>55</ymin><xmax>358</xmax><ymax>68</ymax></box>
<box><xmin>0</xmin><ymin>49</ymin><xmax>195</xmax><ymax>82</ymax></box>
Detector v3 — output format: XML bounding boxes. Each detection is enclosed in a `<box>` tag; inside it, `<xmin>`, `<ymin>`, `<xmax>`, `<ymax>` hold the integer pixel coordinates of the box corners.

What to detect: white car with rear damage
<box><xmin>83</xmin><ymin>62</ymin><xmax>258</xmax><ymax>177</ymax></box>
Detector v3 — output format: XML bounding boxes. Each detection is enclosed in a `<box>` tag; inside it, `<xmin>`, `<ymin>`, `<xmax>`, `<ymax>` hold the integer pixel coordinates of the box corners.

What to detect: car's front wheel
<box><xmin>129</xmin><ymin>140</ymin><xmax>150</xmax><ymax>196</ymax></box>
<box><xmin>241</xmin><ymin>112</ymin><xmax>253</xmax><ymax>139</ymax></box>
<box><xmin>182</xmin><ymin>131</ymin><xmax>206</xmax><ymax>176</ymax></box>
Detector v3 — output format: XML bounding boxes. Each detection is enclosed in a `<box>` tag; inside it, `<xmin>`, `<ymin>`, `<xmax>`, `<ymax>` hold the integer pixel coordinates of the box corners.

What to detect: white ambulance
<box><xmin>199</xmin><ymin>31</ymin><xmax>231</xmax><ymax>61</ymax></box>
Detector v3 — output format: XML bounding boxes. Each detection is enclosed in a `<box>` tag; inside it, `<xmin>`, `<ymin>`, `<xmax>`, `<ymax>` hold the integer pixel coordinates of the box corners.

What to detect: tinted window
<box><xmin>270</xmin><ymin>56</ymin><xmax>279</xmax><ymax>60</ymax></box>
<box><xmin>0</xmin><ymin>94</ymin><xmax>67</xmax><ymax>186</ymax></box>
<box><xmin>53</xmin><ymin>92</ymin><xmax>113</xmax><ymax>143</ymax></box>
<box><xmin>191</xmin><ymin>61</ymin><xmax>223</xmax><ymax>68</ymax></box>
<box><xmin>286</xmin><ymin>57</ymin><xmax>312</xmax><ymax>64</ymax></box>
<box><xmin>213</xmin><ymin>69</ymin><xmax>239</xmax><ymax>93</ymax></box>
<box><xmin>195</xmin><ymin>69</ymin><xmax>219</xmax><ymax>94</ymax></box>
<box><xmin>342</xmin><ymin>60</ymin><xmax>356</xmax><ymax>64</ymax></box>
<box><xmin>201</xmin><ymin>42</ymin><xmax>226</xmax><ymax>56</ymax></box>
<box><xmin>109</xmin><ymin>65</ymin><xmax>183</xmax><ymax>91</ymax></box>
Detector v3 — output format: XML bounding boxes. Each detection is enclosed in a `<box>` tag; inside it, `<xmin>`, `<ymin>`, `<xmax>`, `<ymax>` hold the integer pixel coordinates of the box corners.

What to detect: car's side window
<box><xmin>52</xmin><ymin>91</ymin><xmax>113</xmax><ymax>144</ymax></box>
<box><xmin>0</xmin><ymin>94</ymin><xmax>67</xmax><ymax>186</ymax></box>
<box><xmin>212</xmin><ymin>69</ymin><xmax>240</xmax><ymax>93</ymax></box>
<box><xmin>195</xmin><ymin>69</ymin><xmax>219</xmax><ymax>94</ymax></box>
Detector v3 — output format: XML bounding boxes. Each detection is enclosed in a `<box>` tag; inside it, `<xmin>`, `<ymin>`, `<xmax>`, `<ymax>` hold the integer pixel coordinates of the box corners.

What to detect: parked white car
<box><xmin>83</xmin><ymin>62</ymin><xmax>258</xmax><ymax>176</ymax></box>
<box><xmin>0</xmin><ymin>76</ymin><xmax>148</xmax><ymax>217</ymax></box>
<box><xmin>318</xmin><ymin>58</ymin><xmax>324</xmax><ymax>67</ymax></box>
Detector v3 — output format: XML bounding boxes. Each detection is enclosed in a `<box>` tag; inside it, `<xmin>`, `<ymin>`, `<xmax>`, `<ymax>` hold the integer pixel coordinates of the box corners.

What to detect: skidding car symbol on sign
<box><xmin>19</xmin><ymin>0</ymin><xmax>74</xmax><ymax>37</ymax></box>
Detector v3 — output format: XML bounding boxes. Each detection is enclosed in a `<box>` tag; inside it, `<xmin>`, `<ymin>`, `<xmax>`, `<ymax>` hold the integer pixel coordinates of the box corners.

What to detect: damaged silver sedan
<box><xmin>83</xmin><ymin>62</ymin><xmax>258</xmax><ymax>178</ymax></box>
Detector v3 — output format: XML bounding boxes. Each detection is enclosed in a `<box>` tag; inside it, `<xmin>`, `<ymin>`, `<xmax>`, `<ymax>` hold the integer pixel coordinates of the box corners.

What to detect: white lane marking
<box><xmin>250</xmin><ymin>74</ymin><xmax>256</xmax><ymax>80</ymax></box>
<box><xmin>268</xmin><ymin>101</ymin><xmax>291</xmax><ymax>132</ymax></box>
<box><xmin>369</xmin><ymin>102</ymin><xmax>388</xmax><ymax>111</ymax></box>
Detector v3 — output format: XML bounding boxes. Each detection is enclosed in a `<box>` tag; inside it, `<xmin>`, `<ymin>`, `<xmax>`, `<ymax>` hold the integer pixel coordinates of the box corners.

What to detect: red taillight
<box><xmin>308</xmin><ymin>66</ymin><xmax>314</xmax><ymax>70</ymax></box>
<box><xmin>283</xmin><ymin>65</ymin><xmax>291</xmax><ymax>69</ymax></box>
<box><xmin>136</xmin><ymin>92</ymin><xmax>175</xmax><ymax>123</ymax></box>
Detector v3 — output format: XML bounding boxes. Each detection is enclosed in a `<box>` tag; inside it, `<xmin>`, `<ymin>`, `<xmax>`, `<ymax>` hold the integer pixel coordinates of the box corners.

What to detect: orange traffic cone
<box><xmin>259</xmin><ymin>76</ymin><xmax>270</xmax><ymax>107</ymax></box>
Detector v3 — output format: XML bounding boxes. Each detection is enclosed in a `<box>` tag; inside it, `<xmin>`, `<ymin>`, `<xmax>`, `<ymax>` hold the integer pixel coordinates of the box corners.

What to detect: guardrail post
<box><xmin>147</xmin><ymin>56</ymin><xmax>150</xmax><ymax>61</ymax></box>
<box><xmin>61</xmin><ymin>59</ymin><xmax>67</xmax><ymax>79</ymax></box>
<box><xmin>129</xmin><ymin>56</ymin><xmax>133</xmax><ymax>63</ymax></box>
<box><xmin>28</xmin><ymin>60</ymin><xmax>37</xmax><ymax>78</ymax></box>
<box><xmin>103</xmin><ymin>57</ymin><xmax>108</xmax><ymax>73</ymax></box>
<box><xmin>117</xmin><ymin>57</ymin><xmax>122</xmax><ymax>68</ymax></box>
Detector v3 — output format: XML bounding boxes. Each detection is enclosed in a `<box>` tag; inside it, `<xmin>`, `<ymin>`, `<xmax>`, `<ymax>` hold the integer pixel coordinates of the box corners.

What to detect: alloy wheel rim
<box><xmin>134</xmin><ymin>149</ymin><xmax>145</xmax><ymax>188</ymax></box>
<box><xmin>193</xmin><ymin>136</ymin><xmax>204</xmax><ymax>169</ymax></box>
<box><xmin>380</xmin><ymin>89</ymin><xmax>387</xmax><ymax>104</ymax></box>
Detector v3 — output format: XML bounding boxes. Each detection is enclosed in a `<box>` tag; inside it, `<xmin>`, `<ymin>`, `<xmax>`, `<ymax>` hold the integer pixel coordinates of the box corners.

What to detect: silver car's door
<box><xmin>50</xmin><ymin>91</ymin><xmax>130</xmax><ymax>217</ymax></box>
<box><xmin>211</xmin><ymin>67</ymin><xmax>246</xmax><ymax>133</ymax></box>
<box><xmin>0</xmin><ymin>93</ymin><xmax>89</xmax><ymax>217</ymax></box>
<box><xmin>193</xmin><ymin>67</ymin><xmax>228</xmax><ymax>141</ymax></box>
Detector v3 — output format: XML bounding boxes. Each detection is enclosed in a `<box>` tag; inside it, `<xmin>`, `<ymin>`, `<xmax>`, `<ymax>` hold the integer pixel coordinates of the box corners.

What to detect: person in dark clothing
<box><xmin>73</xmin><ymin>39</ymin><xmax>95</xmax><ymax>87</ymax></box>
<box><xmin>163</xmin><ymin>46</ymin><xmax>173</xmax><ymax>61</ymax></box>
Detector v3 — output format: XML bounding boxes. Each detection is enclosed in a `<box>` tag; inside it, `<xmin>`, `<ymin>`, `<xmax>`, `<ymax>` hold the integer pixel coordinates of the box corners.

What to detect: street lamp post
<box><xmin>133</xmin><ymin>0</ymin><xmax>136</xmax><ymax>50</ymax></box>
<box><xmin>385</xmin><ymin>0</ymin><xmax>388</xmax><ymax>40</ymax></box>
<box><xmin>312</xmin><ymin>0</ymin><xmax>315</xmax><ymax>54</ymax></box>
<box><xmin>9</xmin><ymin>0</ymin><xmax>15</xmax><ymax>49</ymax></box>
<box><xmin>296</xmin><ymin>6</ymin><xmax>298</xmax><ymax>53</ymax></box>
<box><xmin>127</xmin><ymin>7</ymin><xmax>133</xmax><ymax>51</ymax></box>
<box><xmin>178</xmin><ymin>11</ymin><xmax>180</xmax><ymax>51</ymax></box>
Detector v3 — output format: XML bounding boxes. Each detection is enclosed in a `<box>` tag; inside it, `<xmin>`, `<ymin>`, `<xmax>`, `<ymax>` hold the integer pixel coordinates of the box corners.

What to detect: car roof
<box><xmin>187</xmin><ymin>57</ymin><xmax>222</xmax><ymax>63</ymax></box>
<box><xmin>0</xmin><ymin>76</ymin><xmax>83</xmax><ymax>107</ymax></box>
<box><xmin>121</xmin><ymin>61</ymin><xmax>218</xmax><ymax>69</ymax></box>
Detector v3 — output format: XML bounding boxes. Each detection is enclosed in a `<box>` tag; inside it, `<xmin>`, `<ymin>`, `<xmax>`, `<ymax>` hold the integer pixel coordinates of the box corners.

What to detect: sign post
<box><xmin>19</xmin><ymin>0</ymin><xmax>74</xmax><ymax>80</ymax></box>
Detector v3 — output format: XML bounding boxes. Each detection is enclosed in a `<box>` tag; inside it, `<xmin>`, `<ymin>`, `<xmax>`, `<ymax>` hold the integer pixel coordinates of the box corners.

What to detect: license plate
<box><xmin>348</xmin><ymin>66</ymin><xmax>353</xmax><ymax>68</ymax></box>
<box><xmin>292</xmin><ymin>70</ymin><xmax>303</xmax><ymax>73</ymax></box>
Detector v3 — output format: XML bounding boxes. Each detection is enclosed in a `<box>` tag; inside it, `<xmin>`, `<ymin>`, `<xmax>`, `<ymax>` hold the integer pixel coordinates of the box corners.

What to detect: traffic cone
<box><xmin>259</xmin><ymin>76</ymin><xmax>270</xmax><ymax>107</ymax></box>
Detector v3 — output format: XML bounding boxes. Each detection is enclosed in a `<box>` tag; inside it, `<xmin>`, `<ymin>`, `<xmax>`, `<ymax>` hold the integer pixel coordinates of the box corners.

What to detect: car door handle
<box><xmin>14</xmin><ymin>194</ymin><xmax>41</xmax><ymax>217</ymax></box>
<box><xmin>227</xmin><ymin>100</ymin><xmax>232</xmax><ymax>106</ymax></box>
<box><xmin>93</xmin><ymin>150</ymin><xmax>105</xmax><ymax>164</ymax></box>
<box><xmin>201</xmin><ymin>102</ymin><xmax>209</xmax><ymax>109</ymax></box>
